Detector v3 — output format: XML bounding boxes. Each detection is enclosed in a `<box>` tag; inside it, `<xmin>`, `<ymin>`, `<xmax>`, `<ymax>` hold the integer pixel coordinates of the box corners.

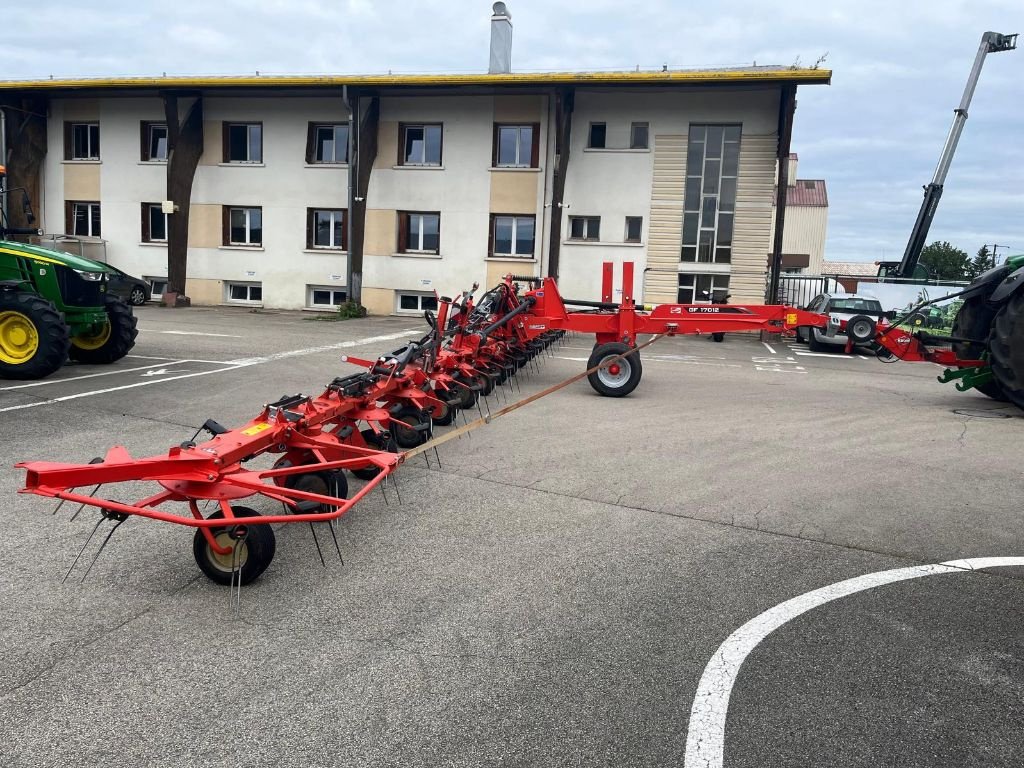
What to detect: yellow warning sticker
<box><xmin>241</xmin><ymin>423</ymin><xmax>272</xmax><ymax>436</ymax></box>
<box><xmin>786</xmin><ymin>313</ymin><xmax>798</xmax><ymax>326</ymax></box>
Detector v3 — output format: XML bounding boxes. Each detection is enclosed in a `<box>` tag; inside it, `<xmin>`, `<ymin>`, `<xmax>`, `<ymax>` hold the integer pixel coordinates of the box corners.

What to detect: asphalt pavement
<box><xmin>1</xmin><ymin>305</ymin><xmax>1021</xmax><ymax>767</ymax></box>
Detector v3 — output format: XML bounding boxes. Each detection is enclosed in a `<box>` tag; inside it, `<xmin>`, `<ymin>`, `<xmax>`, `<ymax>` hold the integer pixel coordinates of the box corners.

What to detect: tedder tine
<box><xmin>308</xmin><ymin>522</ymin><xmax>326</xmax><ymax>567</ymax></box>
<box><xmin>63</xmin><ymin>513</ymin><xmax>107</xmax><ymax>583</ymax></box>
<box><xmin>326</xmin><ymin>519</ymin><xmax>344</xmax><ymax>565</ymax></box>
<box><xmin>79</xmin><ymin>512</ymin><xmax>128</xmax><ymax>584</ymax></box>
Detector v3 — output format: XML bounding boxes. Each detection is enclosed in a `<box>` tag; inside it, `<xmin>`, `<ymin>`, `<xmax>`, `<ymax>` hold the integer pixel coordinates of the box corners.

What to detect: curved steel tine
<box><xmin>63</xmin><ymin>513</ymin><xmax>106</xmax><ymax>583</ymax></box>
<box><xmin>79</xmin><ymin>514</ymin><xmax>127</xmax><ymax>583</ymax></box>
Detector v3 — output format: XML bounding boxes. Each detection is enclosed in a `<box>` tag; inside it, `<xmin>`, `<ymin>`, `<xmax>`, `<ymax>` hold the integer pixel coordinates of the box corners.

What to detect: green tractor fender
<box><xmin>987</xmin><ymin>265</ymin><xmax>1024</xmax><ymax>305</ymax></box>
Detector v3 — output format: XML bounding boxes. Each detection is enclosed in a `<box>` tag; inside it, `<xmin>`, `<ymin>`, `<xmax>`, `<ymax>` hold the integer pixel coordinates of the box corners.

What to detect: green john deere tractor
<box><xmin>0</xmin><ymin>173</ymin><xmax>138</xmax><ymax>380</ymax></box>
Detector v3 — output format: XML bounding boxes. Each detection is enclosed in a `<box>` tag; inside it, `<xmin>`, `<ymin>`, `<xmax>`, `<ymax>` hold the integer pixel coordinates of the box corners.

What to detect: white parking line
<box><xmin>0</xmin><ymin>361</ymin><xmax>191</xmax><ymax>390</ymax></box>
<box><xmin>792</xmin><ymin>350</ymin><xmax>859</xmax><ymax>359</ymax></box>
<box><xmin>151</xmin><ymin>330</ymin><xmax>242</xmax><ymax>337</ymax></box>
<box><xmin>762</xmin><ymin>343</ymin><xmax>776</xmax><ymax>354</ymax></box>
<box><xmin>0</xmin><ymin>327</ymin><xmax>423</xmax><ymax>414</ymax></box>
<box><xmin>683</xmin><ymin>556</ymin><xmax>1024</xmax><ymax>768</ymax></box>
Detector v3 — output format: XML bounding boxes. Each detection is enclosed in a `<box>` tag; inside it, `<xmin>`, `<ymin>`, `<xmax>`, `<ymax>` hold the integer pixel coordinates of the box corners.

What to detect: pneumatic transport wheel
<box><xmin>69</xmin><ymin>295</ymin><xmax>139</xmax><ymax>364</ymax></box>
<box><xmin>586</xmin><ymin>342</ymin><xmax>642</xmax><ymax>397</ymax></box>
<box><xmin>952</xmin><ymin>297</ymin><xmax>1006</xmax><ymax>401</ymax></box>
<box><xmin>389</xmin><ymin>405</ymin><xmax>429</xmax><ymax>449</ymax></box>
<box><xmin>989</xmin><ymin>292</ymin><xmax>1024</xmax><ymax>410</ymax></box>
<box><xmin>285</xmin><ymin>470</ymin><xmax>348</xmax><ymax>511</ymax></box>
<box><xmin>192</xmin><ymin>506</ymin><xmax>276</xmax><ymax>586</ymax></box>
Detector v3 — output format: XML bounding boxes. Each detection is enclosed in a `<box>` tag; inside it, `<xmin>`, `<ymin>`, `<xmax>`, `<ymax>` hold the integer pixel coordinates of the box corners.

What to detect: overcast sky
<box><xmin>2</xmin><ymin>0</ymin><xmax>1021</xmax><ymax>263</ymax></box>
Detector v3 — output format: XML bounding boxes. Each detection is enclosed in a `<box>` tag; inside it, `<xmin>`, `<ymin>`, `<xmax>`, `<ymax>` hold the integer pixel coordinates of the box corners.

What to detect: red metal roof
<box><xmin>781</xmin><ymin>179</ymin><xmax>828</xmax><ymax>207</ymax></box>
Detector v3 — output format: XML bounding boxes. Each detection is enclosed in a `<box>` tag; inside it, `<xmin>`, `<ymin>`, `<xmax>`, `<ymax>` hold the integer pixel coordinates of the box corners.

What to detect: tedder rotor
<box><xmin>16</xmin><ymin>262</ymin><xmax>833</xmax><ymax>588</ymax></box>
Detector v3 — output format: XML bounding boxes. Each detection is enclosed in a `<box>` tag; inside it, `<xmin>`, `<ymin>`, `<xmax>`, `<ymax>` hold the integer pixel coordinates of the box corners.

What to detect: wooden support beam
<box><xmin>163</xmin><ymin>92</ymin><xmax>203</xmax><ymax>306</ymax></box>
<box><xmin>546</xmin><ymin>88</ymin><xmax>574</xmax><ymax>279</ymax></box>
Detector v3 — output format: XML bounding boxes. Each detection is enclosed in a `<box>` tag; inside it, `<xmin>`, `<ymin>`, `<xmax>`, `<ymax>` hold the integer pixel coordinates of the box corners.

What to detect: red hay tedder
<box><xmin>14</xmin><ymin>262</ymin><xmax>987</xmax><ymax>588</ymax></box>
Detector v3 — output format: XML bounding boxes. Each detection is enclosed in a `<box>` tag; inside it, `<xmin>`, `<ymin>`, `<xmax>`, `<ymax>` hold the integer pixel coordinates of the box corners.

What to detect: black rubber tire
<box><xmin>68</xmin><ymin>294</ymin><xmax>138</xmax><ymax>364</ymax></box>
<box><xmin>389</xmin><ymin>405</ymin><xmax>429</xmax><ymax>449</ymax></box>
<box><xmin>192</xmin><ymin>506</ymin><xmax>276</xmax><ymax>586</ymax></box>
<box><xmin>451</xmin><ymin>375</ymin><xmax>477</xmax><ymax>409</ymax></box>
<box><xmin>351</xmin><ymin>429</ymin><xmax>394</xmax><ymax>480</ymax></box>
<box><xmin>128</xmin><ymin>285</ymin><xmax>147</xmax><ymax>306</ymax></box>
<box><xmin>989</xmin><ymin>291</ymin><xmax>1024</xmax><ymax>410</ymax></box>
<box><xmin>711</xmin><ymin>332</ymin><xmax>725</xmax><ymax>342</ymax></box>
<box><xmin>0</xmin><ymin>291</ymin><xmax>71</xmax><ymax>380</ymax></box>
<box><xmin>951</xmin><ymin>297</ymin><xmax>1006</xmax><ymax>401</ymax></box>
<box><xmin>432</xmin><ymin>396</ymin><xmax>456</xmax><ymax>426</ymax></box>
<box><xmin>807</xmin><ymin>326</ymin><xmax>829</xmax><ymax>352</ymax></box>
<box><xmin>285</xmin><ymin>470</ymin><xmax>348</xmax><ymax>511</ymax></box>
<box><xmin>587</xmin><ymin>342</ymin><xmax>642</xmax><ymax>397</ymax></box>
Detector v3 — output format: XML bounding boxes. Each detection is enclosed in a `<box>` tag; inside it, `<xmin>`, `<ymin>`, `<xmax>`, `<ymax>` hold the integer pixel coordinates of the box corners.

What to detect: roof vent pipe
<box><xmin>489</xmin><ymin>2</ymin><xmax>512</xmax><ymax>74</ymax></box>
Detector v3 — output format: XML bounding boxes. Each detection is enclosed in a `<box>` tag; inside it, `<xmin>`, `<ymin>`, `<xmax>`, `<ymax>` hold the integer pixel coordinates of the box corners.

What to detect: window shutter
<box><xmin>222</xmin><ymin>206</ymin><xmax>230</xmax><ymax>245</ymax></box>
<box><xmin>397</xmin><ymin>212</ymin><xmax>409</xmax><ymax>252</ymax></box>
<box><xmin>341</xmin><ymin>209</ymin><xmax>348</xmax><ymax>251</ymax></box>
<box><xmin>397</xmin><ymin>124</ymin><xmax>405</xmax><ymax>165</ymax></box>
<box><xmin>306</xmin><ymin>123</ymin><xmax>315</xmax><ymax>164</ymax></box>
<box><xmin>306</xmin><ymin>208</ymin><xmax>314</xmax><ymax>249</ymax></box>
<box><xmin>141</xmin><ymin>203</ymin><xmax>148</xmax><ymax>241</ymax></box>
<box><xmin>530</xmin><ymin>123</ymin><xmax>540</xmax><ymax>168</ymax></box>
<box><xmin>63</xmin><ymin>122</ymin><xmax>72</xmax><ymax>160</ymax></box>
<box><xmin>487</xmin><ymin>215</ymin><xmax>495</xmax><ymax>257</ymax></box>
<box><xmin>140</xmin><ymin>122</ymin><xmax>147</xmax><ymax>161</ymax></box>
<box><xmin>492</xmin><ymin>123</ymin><xmax>499</xmax><ymax>167</ymax></box>
<box><xmin>221</xmin><ymin>123</ymin><xmax>229</xmax><ymax>162</ymax></box>
<box><xmin>65</xmin><ymin>201</ymin><xmax>73</xmax><ymax>234</ymax></box>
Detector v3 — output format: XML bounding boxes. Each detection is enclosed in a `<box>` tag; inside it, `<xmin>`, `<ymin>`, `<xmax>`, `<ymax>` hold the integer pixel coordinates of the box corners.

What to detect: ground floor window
<box><xmin>396</xmin><ymin>291</ymin><xmax>438</xmax><ymax>314</ymax></box>
<box><xmin>678</xmin><ymin>273</ymin><xmax>730</xmax><ymax>303</ymax></box>
<box><xmin>66</xmin><ymin>200</ymin><xmax>101</xmax><ymax>237</ymax></box>
<box><xmin>147</xmin><ymin>277</ymin><xmax>167</xmax><ymax>299</ymax></box>
<box><xmin>308</xmin><ymin>285</ymin><xmax>348</xmax><ymax>308</ymax></box>
<box><xmin>226</xmin><ymin>282</ymin><xmax>262</xmax><ymax>303</ymax></box>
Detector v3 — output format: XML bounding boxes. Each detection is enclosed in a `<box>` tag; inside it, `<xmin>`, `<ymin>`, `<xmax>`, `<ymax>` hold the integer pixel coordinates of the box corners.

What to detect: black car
<box><xmin>103</xmin><ymin>265</ymin><xmax>151</xmax><ymax>306</ymax></box>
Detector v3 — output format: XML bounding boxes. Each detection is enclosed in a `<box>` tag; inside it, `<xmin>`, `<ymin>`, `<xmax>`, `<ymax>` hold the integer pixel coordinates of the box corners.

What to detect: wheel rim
<box><xmin>851</xmin><ymin>319</ymin><xmax>872</xmax><ymax>340</ymax></box>
<box><xmin>597</xmin><ymin>355</ymin><xmax>631</xmax><ymax>388</ymax></box>
<box><xmin>130</xmin><ymin>288</ymin><xmax>145</xmax><ymax>304</ymax></box>
<box><xmin>0</xmin><ymin>310</ymin><xmax>39</xmax><ymax>364</ymax></box>
<box><xmin>71</xmin><ymin>320</ymin><xmax>112</xmax><ymax>351</ymax></box>
<box><xmin>204</xmin><ymin>530</ymin><xmax>249</xmax><ymax>573</ymax></box>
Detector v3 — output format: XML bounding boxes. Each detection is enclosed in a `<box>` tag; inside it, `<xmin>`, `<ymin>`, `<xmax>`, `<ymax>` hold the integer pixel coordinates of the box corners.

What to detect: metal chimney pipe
<box><xmin>489</xmin><ymin>2</ymin><xmax>512</xmax><ymax>74</ymax></box>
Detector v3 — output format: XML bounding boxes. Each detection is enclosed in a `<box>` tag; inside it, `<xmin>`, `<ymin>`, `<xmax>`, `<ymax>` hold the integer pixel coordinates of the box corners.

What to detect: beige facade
<box><xmin>7</xmin><ymin>69</ymin><xmax>829</xmax><ymax>312</ymax></box>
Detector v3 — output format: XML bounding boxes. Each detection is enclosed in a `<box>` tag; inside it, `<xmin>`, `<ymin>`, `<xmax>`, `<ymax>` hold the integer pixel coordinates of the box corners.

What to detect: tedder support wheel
<box><xmin>952</xmin><ymin>297</ymin><xmax>1007</xmax><ymax>401</ymax></box>
<box><xmin>587</xmin><ymin>342</ymin><xmax>642</xmax><ymax>397</ymax></box>
<box><xmin>285</xmin><ymin>469</ymin><xmax>349</xmax><ymax>510</ymax></box>
<box><xmin>989</xmin><ymin>291</ymin><xmax>1024</xmax><ymax>410</ymax></box>
<box><xmin>69</xmin><ymin>294</ymin><xmax>138</xmax><ymax>364</ymax></box>
<box><xmin>389</xmin><ymin>405</ymin><xmax>430</xmax><ymax>449</ymax></box>
<box><xmin>0</xmin><ymin>291</ymin><xmax>71</xmax><ymax>380</ymax></box>
<box><xmin>351</xmin><ymin>429</ymin><xmax>396</xmax><ymax>480</ymax></box>
<box><xmin>193</xmin><ymin>506</ymin><xmax>276</xmax><ymax>585</ymax></box>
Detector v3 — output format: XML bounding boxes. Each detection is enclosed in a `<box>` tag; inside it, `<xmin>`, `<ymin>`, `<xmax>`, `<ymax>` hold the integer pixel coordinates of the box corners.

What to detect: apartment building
<box><xmin>0</xmin><ymin>17</ymin><xmax>829</xmax><ymax>313</ymax></box>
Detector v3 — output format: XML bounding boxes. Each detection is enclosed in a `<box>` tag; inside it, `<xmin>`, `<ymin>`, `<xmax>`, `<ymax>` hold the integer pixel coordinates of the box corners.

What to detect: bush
<box><xmin>336</xmin><ymin>300</ymin><xmax>367</xmax><ymax>319</ymax></box>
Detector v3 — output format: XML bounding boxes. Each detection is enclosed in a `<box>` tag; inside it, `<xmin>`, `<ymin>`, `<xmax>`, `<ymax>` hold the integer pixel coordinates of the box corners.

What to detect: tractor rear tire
<box><xmin>951</xmin><ymin>297</ymin><xmax>1006</xmax><ymax>401</ymax></box>
<box><xmin>0</xmin><ymin>291</ymin><xmax>71</xmax><ymax>380</ymax></box>
<box><xmin>587</xmin><ymin>342</ymin><xmax>642</xmax><ymax>397</ymax></box>
<box><xmin>989</xmin><ymin>291</ymin><xmax>1024</xmax><ymax>410</ymax></box>
<box><xmin>192</xmin><ymin>506</ymin><xmax>276</xmax><ymax>586</ymax></box>
<box><xmin>69</xmin><ymin>294</ymin><xmax>138</xmax><ymax>364</ymax></box>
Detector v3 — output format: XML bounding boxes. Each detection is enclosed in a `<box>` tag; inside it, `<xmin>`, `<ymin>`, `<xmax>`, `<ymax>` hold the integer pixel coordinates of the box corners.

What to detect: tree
<box><xmin>965</xmin><ymin>245</ymin><xmax>996</xmax><ymax>280</ymax></box>
<box><xmin>920</xmin><ymin>240</ymin><xmax>970</xmax><ymax>281</ymax></box>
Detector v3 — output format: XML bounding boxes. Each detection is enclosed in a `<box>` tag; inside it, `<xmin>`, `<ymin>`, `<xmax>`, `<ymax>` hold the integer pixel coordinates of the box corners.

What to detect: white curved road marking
<box><xmin>684</xmin><ymin>556</ymin><xmax>1024</xmax><ymax>768</ymax></box>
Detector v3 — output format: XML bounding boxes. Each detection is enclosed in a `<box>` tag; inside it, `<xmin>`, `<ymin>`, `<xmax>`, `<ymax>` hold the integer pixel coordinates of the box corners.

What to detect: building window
<box><xmin>399</xmin><ymin>124</ymin><xmax>442</xmax><ymax>166</ymax></box>
<box><xmin>147</xmin><ymin>278</ymin><xmax>167</xmax><ymax>300</ymax></box>
<box><xmin>625</xmin><ymin>216</ymin><xmax>643</xmax><ymax>243</ymax></box>
<box><xmin>490</xmin><ymin>215</ymin><xmax>535</xmax><ymax>258</ymax></box>
<box><xmin>630</xmin><ymin>122</ymin><xmax>649</xmax><ymax>150</ymax></box>
<box><xmin>141</xmin><ymin>203</ymin><xmax>168</xmax><ymax>243</ymax></box>
<box><xmin>682</xmin><ymin>124</ymin><xmax>740</xmax><ymax>264</ymax></box>
<box><xmin>569</xmin><ymin>216</ymin><xmax>600</xmax><ymax>242</ymax></box>
<box><xmin>308</xmin><ymin>123</ymin><xmax>349</xmax><ymax>164</ymax></box>
<box><xmin>141</xmin><ymin>122</ymin><xmax>168</xmax><ymax>161</ymax></box>
<box><xmin>678</xmin><ymin>274</ymin><xmax>730</xmax><ymax>304</ymax></box>
<box><xmin>65</xmin><ymin>122</ymin><xmax>100</xmax><ymax>160</ymax></box>
<box><xmin>587</xmin><ymin>123</ymin><xmax>607</xmax><ymax>149</ymax></box>
<box><xmin>223</xmin><ymin>206</ymin><xmax>262</xmax><ymax>246</ymax></box>
<box><xmin>308</xmin><ymin>285</ymin><xmax>348</xmax><ymax>308</ymax></box>
<box><xmin>307</xmin><ymin>208</ymin><xmax>347</xmax><ymax>250</ymax></box>
<box><xmin>396</xmin><ymin>292</ymin><xmax>439</xmax><ymax>314</ymax></box>
<box><xmin>398</xmin><ymin>211</ymin><xmax>440</xmax><ymax>254</ymax></box>
<box><xmin>223</xmin><ymin>123</ymin><xmax>263</xmax><ymax>163</ymax></box>
<box><xmin>493</xmin><ymin>124</ymin><xmax>539</xmax><ymax>168</ymax></box>
<box><xmin>226</xmin><ymin>282</ymin><xmax>262</xmax><ymax>304</ymax></box>
<box><xmin>66</xmin><ymin>201</ymin><xmax>101</xmax><ymax>237</ymax></box>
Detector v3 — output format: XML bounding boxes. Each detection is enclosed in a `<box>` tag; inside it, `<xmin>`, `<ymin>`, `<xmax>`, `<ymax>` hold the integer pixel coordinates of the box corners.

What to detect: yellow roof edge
<box><xmin>0</xmin><ymin>68</ymin><xmax>832</xmax><ymax>91</ymax></box>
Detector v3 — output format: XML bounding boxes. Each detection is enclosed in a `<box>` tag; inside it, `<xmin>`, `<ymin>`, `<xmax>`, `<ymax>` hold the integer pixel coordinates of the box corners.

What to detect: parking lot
<box><xmin>2</xmin><ymin>305</ymin><xmax>1022</xmax><ymax>767</ymax></box>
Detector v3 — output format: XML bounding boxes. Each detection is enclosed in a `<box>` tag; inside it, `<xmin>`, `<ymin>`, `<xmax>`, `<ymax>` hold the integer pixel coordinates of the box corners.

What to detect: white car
<box><xmin>798</xmin><ymin>293</ymin><xmax>884</xmax><ymax>351</ymax></box>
